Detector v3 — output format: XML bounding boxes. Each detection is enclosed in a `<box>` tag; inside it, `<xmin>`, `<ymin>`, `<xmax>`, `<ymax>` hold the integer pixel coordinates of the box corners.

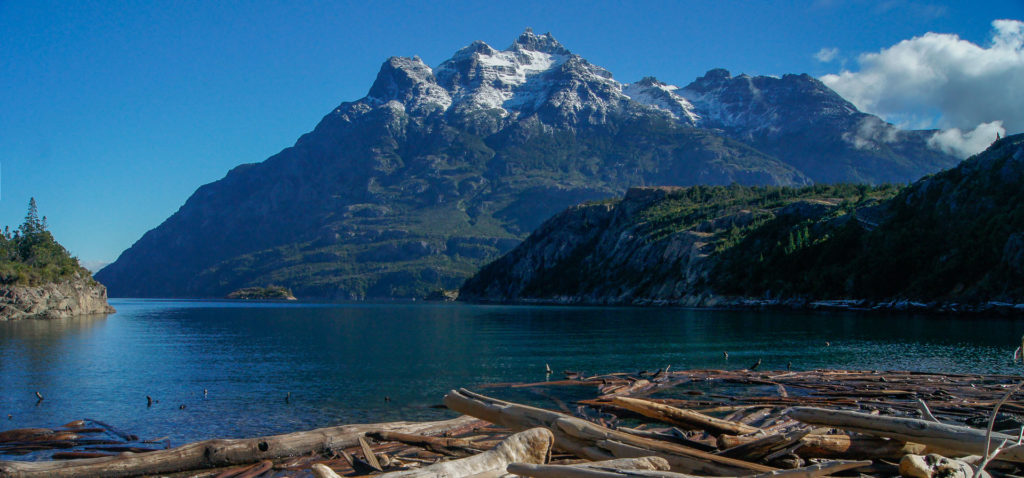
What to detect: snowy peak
<box><xmin>433</xmin><ymin>30</ymin><xmax>627</xmax><ymax>121</ymax></box>
<box><xmin>362</xmin><ymin>30</ymin><xmax>628</xmax><ymax>123</ymax></box>
<box><xmin>358</xmin><ymin>33</ymin><xmax>868</xmax><ymax>134</ymax></box>
<box><xmin>622</xmin><ymin>76</ymin><xmax>699</xmax><ymax>125</ymax></box>
<box><xmin>434</xmin><ymin>40</ymin><xmax>566</xmax><ymax>113</ymax></box>
<box><xmin>510</xmin><ymin>28</ymin><xmax>571</xmax><ymax>55</ymax></box>
<box><xmin>367</xmin><ymin>56</ymin><xmax>451</xmax><ymax>114</ymax></box>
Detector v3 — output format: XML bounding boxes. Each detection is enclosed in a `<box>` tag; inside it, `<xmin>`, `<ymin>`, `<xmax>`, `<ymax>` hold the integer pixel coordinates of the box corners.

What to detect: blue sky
<box><xmin>1</xmin><ymin>0</ymin><xmax>1021</xmax><ymax>269</ymax></box>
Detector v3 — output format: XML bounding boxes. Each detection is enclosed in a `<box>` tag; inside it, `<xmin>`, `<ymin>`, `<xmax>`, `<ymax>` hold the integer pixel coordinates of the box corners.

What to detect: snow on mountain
<box><xmin>622</xmin><ymin>77</ymin><xmax>699</xmax><ymax>125</ymax></box>
<box><xmin>678</xmin><ymin>68</ymin><xmax>860</xmax><ymax>136</ymax></box>
<box><xmin>433</xmin><ymin>35</ymin><xmax>568</xmax><ymax>113</ymax></box>
<box><xmin>358</xmin><ymin>31</ymin><xmax>915</xmax><ymax>143</ymax></box>
<box><xmin>432</xmin><ymin>29</ymin><xmax>628</xmax><ymax>120</ymax></box>
<box><xmin>366</xmin><ymin>56</ymin><xmax>452</xmax><ymax>114</ymax></box>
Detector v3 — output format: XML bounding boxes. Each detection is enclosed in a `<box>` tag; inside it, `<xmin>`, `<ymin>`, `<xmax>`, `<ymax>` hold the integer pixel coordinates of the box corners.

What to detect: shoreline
<box><xmin>4</xmin><ymin>368</ymin><xmax>1023</xmax><ymax>477</ymax></box>
<box><xmin>459</xmin><ymin>295</ymin><xmax>1024</xmax><ymax>316</ymax></box>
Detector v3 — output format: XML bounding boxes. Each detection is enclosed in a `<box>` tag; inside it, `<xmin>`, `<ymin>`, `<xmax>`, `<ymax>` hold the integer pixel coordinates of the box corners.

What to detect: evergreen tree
<box><xmin>0</xmin><ymin>198</ymin><xmax>88</xmax><ymax>285</ymax></box>
<box><xmin>19</xmin><ymin>198</ymin><xmax>43</xmax><ymax>238</ymax></box>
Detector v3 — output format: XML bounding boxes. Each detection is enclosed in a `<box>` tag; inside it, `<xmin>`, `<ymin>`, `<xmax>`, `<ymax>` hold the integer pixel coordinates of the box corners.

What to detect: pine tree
<box><xmin>19</xmin><ymin>197</ymin><xmax>43</xmax><ymax>238</ymax></box>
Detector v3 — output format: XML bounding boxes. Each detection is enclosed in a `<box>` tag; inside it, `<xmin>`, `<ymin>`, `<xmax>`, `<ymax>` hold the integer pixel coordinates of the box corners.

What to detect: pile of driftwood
<box><xmin>2</xmin><ymin>368</ymin><xmax>1023</xmax><ymax>478</ymax></box>
<box><xmin>0</xmin><ymin>419</ymin><xmax>162</xmax><ymax>459</ymax></box>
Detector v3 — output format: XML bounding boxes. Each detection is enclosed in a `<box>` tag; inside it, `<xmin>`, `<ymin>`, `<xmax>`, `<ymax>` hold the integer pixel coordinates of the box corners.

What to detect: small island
<box><xmin>225</xmin><ymin>285</ymin><xmax>297</xmax><ymax>300</ymax></box>
<box><xmin>0</xmin><ymin>198</ymin><xmax>115</xmax><ymax>320</ymax></box>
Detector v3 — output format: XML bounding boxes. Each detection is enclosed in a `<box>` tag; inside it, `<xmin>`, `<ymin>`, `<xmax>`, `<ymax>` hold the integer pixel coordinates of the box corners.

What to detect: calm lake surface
<box><xmin>1</xmin><ymin>299</ymin><xmax>1022</xmax><ymax>450</ymax></box>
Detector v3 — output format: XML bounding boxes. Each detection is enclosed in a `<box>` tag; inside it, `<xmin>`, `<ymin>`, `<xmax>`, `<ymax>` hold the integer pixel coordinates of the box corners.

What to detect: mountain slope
<box><xmin>677</xmin><ymin>69</ymin><xmax>954</xmax><ymax>183</ymax></box>
<box><xmin>459</xmin><ymin>134</ymin><xmax>1023</xmax><ymax>305</ymax></box>
<box><xmin>97</xmin><ymin>30</ymin><xmax>957</xmax><ymax>299</ymax></box>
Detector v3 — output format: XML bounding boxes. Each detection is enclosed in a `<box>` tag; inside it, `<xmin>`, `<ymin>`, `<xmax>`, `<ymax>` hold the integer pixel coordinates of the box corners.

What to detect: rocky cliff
<box><xmin>458</xmin><ymin>185</ymin><xmax>861</xmax><ymax>305</ymax></box>
<box><xmin>96</xmin><ymin>30</ymin><xmax>958</xmax><ymax>299</ymax></box>
<box><xmin>460</xmin><ymin>134</ymin><xmax>1024</xmax><ymax>306</ymax></box>
<box><xmin>0</xmin><ymin>276</ymin><xmax>116</xmax><ymax>320</ymax></box>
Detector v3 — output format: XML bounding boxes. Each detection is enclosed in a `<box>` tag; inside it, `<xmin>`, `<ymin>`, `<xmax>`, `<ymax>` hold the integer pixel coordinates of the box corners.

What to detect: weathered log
<box><xmin>84</xmin><ymin>419</ymin><xmax>137</xmax><ymax>442</ymax></box>
<box><xmin>619</xmin><ymin>427</ymin><xmax>717</xmax><ymax>452</ymax></box>
<box><xmin>508</xmin><ymin>458</ymin><xmax>872</xmax><ymax>478</ymax></box>
<box><xmin>0</xmin><ymin>416</ymin><xmax>478</xmax><ymax>478</ymax></box>
<box><xmin>796</xmin><ymin>433</ymin><xmax>925</xmax><ymax>460</ymax></box>
<box><xmin>600</xmin><ymin>379</ymin><xmax>656</xmax><ymax>398</ymax></box>
<box><xmin>373</xmin><ymin>427</ymin><xmax>553</xmax><ymax>477</ymax></box>
<box><xmin>788</xmin><ymin>407</ymin><xmax>1024</xmax><ymax>462</ymax></box>
<box><xmin>595</xmin><ymin>440</ymin><xmax>766</xmax><ymax>475</ymax></box>
<box><xmin>507</xmin><ymin>457</ymin><xmax>694</xmax><ymax>477</ymax></box>
<box><xmin>749</xmin><ymin>460</ymin><xmax>872</xmax><ymax>478</ymax></box>
<box><xmin>233</xmin><ymin>460</ymin><xmax>273</xmax><ymax>478</ymax></box>
<box><xmin>444</xmin><ymin>388</ymin><xmax>775</xmax><ymax>476</ymax></box>
<box><xmin>717</xmin><ymin>432</ymin><xmax>924</xmax><ymax>461</ymax></box>
<box><xmin>366</xmin><ymin>430</ymin><xmax>482</xmax><ymax>457</ymax></box>
<box><xmin>715</xmin><ymin>429</ymin><xmax>810</xmax><ymax>461</ymax></box>
<box><xmin>358</xmin><ymin>436</ymin><xmax>383</xmax><ymax>471</ymax></box>
<box><xmin>609</xmin><ymin>397</ymin><xmax>761</xmax><ymax>436</ymax></box>
<box><xmin>0</xmin><ymin>429</ymin><xmax>52</xmax><ymax>443</ymax></box>
<box><xmin>51</xmin><ymin>452</ymin><xmax>113</xmax><ymax>460</ymax></box>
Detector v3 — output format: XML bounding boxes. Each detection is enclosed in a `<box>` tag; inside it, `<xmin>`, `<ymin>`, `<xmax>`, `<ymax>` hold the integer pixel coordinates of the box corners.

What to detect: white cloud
<box><xmin>815</xmin><ymin>47</ymin><xmax>839</xmax><ymax>62</ymax></box>
<box><xmin>821</xmin><ymin>19</ymin><xmax>1024</xmax><ymax>157</ymax></box>
<box><xmin>843</xmin><ymin>116</ymin><xmax>900</xmax><ymax>150</ymax></box>
<box><xmin>927</xmin><ymin>121</ymin><xmax>1006</xmax><ymax>158</ymax></box>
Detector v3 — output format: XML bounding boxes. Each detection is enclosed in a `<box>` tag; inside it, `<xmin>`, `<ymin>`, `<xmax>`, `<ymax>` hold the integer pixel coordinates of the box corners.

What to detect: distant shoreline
<box><xmin>458</xmin><ymin>295</ymin><xmax>1024</xmax><ymax>316</ymax></box>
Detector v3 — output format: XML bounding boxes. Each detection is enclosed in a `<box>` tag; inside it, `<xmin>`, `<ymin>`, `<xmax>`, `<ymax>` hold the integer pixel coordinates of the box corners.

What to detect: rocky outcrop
<box><xmin>0</xmin><ymin>277</ymin><xmax>116</xmax><ymax>320</ymax></box>
<box><xmin>459</xmin><ymin>188</ymin><xmax>724</xmax><ymax>305</ymax></box>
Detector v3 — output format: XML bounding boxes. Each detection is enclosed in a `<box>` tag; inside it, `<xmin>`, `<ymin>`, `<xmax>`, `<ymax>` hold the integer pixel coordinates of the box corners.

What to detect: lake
<box><xmin>1</xmin><ymin>299</ymin><xmax>1021</xmax><ymax>450</ymax></box>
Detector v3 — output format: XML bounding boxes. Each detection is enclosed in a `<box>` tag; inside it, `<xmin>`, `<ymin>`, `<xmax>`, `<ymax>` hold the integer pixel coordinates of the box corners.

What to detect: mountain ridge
<box><xmin>459</xmin><ymin>134</ymin><xmax>1024</xmax><ymax>307</ymax></box>
<box><xmin>96</xmin><ymin>30</ymin><xmax>958</xmax><ymax>299</ymax></box>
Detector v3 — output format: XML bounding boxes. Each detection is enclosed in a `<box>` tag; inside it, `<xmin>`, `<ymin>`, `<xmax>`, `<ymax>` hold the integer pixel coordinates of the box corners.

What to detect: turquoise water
<box><xmin>1</xmin><ymin>299</ymin><xmax>1022</xmax><ymax>448</ymax></box>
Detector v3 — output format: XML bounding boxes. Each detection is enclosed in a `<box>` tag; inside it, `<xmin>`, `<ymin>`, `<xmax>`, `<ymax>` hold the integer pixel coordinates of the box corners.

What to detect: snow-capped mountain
<box><xmin>363</xmin><ymin>29</ymin><xmax>633</xmax><ymax>128</ymax></box>
<box><xmin>622</xmin><ymin>77</ymin><xmax>700</xmax><ymax>125</ymax></box>
<box><xmin>96</xmin><ymin>30</ymin><xmax>959</xmax><ymax>299</ymax></box>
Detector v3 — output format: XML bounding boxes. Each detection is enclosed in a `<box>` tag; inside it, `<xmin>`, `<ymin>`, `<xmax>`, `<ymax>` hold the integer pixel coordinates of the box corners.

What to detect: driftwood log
<box><xmin>508</xmin><ymin>459</ymin><xmax>871</xmax><ymax>478</ymax></box>
<box><xmin>611</xmin><ymin>397</ymin><xmax>761</xmax><ymax>436</ymax></box>
<box><xmin>444</xmin><ymin>388</ymin><xmax>775</xmax><ymax>476</ymax></box>
<box><xmin>750</xmin><ymin>460</ymin><xmax>872</xmax><ymax>478</ymax></box>
<box><xmin>716</xmin><ymin>431</ymin><xmax>925</xmax><ymax>461</ymax></box>
<box><xmin>313</xmin><ymin>427</ymin><xmax>554</xmax><ymax>478</ymax></box>
<box><xmin>367</xmin><ymin>430</ymin><xmax>482</xmax><ymax>457</ymax></box>
<box><xmin>715</xmin><ymin>429</ymin><xmax>809</xmax><ymax>461</ymax></box>
<box><xmin>0</xmin><ymin>416</ymin><xmax>477</xmax><ymax>478</ymax></box>
<box><xmin>507</xmin><ymin>457</ymin><xmax>687</xmax><ymax>477</ymax></box>
<box><xmin>788</xmin><ymin>407</ymin><xmax>1024</xmax><ymax>462</ymax></box>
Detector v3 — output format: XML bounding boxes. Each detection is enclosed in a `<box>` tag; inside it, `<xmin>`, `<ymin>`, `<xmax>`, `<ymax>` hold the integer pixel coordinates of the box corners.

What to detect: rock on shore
<box><xmin>0</xmin><ymin>276</ymin><xmax>116</xmax><ymax>320</ymax></box>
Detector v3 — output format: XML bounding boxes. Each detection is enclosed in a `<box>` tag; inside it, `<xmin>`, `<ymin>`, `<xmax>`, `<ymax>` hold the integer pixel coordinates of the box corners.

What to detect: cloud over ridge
<box><xmin>821</xmin><ymin>19</ymin><xmax>1023</xmax><ymax>157</ymax></box>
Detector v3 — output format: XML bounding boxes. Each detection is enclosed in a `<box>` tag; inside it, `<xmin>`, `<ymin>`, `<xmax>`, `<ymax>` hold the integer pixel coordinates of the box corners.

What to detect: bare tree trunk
<box><xmin>717</xmin><ymin>431</ymin><xmax>924</xmax><ymax>461</ymax></box>
<box><xmin>506</xmin><ymin>458</ymin><xmax>870</xmax><ymax>478</ymax></box>
<box><xmin>444</xmin><ymin>388</ymin><xmax>774</xmax><ymax>476</ymax></box>
<box><xmin>788</xmin><ymin>407</ymin><xmax>1024</xmax><ymax>462</ymax></box>
<box><xmin>0</xmin><ymin>416</ymin><xmax>478</xmax><ymax>478</ymax></box>
<box><xmin>376</xmin><ymin>427</ymin><xmax>553</xmax><ymax>478</ymax></box>
<box><xmin>611</xmin><ymin>397</ymin><xmax>761</xmax><ymax>436</ymax></box>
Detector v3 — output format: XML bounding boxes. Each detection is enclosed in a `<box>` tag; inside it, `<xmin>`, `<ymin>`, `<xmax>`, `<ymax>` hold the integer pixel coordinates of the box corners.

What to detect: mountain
<box><xmin>96</xmin><ymin>30</ymin><xmax>958</xmax><ymax>299</ymax></box>
<box><xmin>459</xmin><ymin>134</ymin><xmax>1024</xmax><ymax>306</ymax></box>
